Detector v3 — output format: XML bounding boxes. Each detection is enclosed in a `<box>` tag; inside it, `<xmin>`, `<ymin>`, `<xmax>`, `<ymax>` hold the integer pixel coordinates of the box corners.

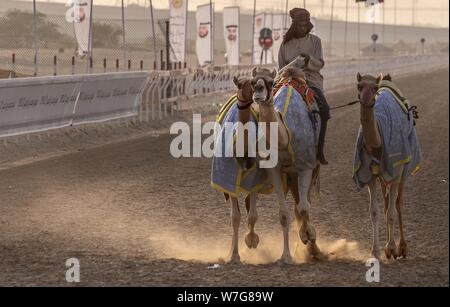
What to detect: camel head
<box><xmin>232</xmin><ymin>75</ymin><xmax>253</xmax><ymax>105</ymax></box>
<box><xmin>356</xmin><ymin>72</ymin><xmax>382</xmax><ymax>108</ymax></box>
<box><xmin>251</xmin><ymin>67</ymin><xmax>277</xmax><ymax>105</ymax></box>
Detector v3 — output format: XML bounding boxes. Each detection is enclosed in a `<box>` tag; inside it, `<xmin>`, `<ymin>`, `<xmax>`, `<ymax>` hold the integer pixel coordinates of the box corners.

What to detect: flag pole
<box><xmin>32</xmin><ymin>0</ymin><xmax>38</xmax><ymax>76</ymax></box>
<box><xmin>209</xmin><ymin>0</ymin><xmax>214</xmax><ymax>66</ymax></box>
<box><xmin>121</xmin><ymin>0</ymin><xmax>126</xmax><ymax>70</ymax></box>
<box><xmin>251</xmin><ymin>0</ymin><xmax>256</xmax><ymax>65</ymax></box>
<box><xmin>285</xmin><ymin>0</ymin><xmax>289</xmax><ymax>28</ymax></box>
<box><xmin>358</xmin><ymin>1</ymin><xmax>362</xmax><ymax>58</ymax></box>
<box><xmin>344</xmin><ymin>0</ymin><xmax>348</xmax><ymax>58</ymax></box>
<box><xmin>328</xmin><ymin>0</ymin><xmax>334</xmax><ymax>57</ymax></box>
<box><xmin>394</xmin><ymin>0</ymin><xmax>397</xmax><ymax>42</ymax></box>
<box><xmin>149</xmin><ymin>0</ymin><xmax>157</xmax><ymax>69</ymax></box>
<box><xmin>382</xmin><ymin>0</ymin><xmax>385</xmax><ymax>45</ymax></box>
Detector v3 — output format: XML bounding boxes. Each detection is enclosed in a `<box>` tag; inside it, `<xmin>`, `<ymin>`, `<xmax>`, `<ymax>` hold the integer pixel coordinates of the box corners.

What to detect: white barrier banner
<box><xmin>72</xmin><ymin>72</ymin><xmax>148</xmax><ymax>125</ymax></box>
<box><xmin>223</xmin><ymin>6</ymin><xmax>240</xmax><ymax>66</ymax></box>
<box><xmin>0</xmin><ymin>72</ymin><xmax>148</xmax><ymax>137</ymax></box>
<box><xmin>169</xmin><ymin>0</ymin><xmax>188</xmax><ymax>63</ymax></box>
<box><xmin>0</xmin><ymin>76</ymin><xmax>80</xmax><ymax>137</ymax></box>
<box><xmin>196</xmin><ymin>3</ymin><xmax>214</xmax><ymax>66</ymax></box>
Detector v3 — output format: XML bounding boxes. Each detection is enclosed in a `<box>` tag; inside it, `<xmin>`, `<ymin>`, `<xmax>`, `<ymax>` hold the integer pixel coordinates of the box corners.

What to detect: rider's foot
<box><xmin>318</xmin><ymin>153</ymin><xmax>328</xmax><ymax>165</ymax></box>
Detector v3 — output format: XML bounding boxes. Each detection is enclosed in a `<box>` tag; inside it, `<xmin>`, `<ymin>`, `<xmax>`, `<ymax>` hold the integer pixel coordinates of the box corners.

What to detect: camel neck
<box><xmin>258</xmin><ymin>99</ymin><xmax>277</xmax><ymax>122</ymax></box>
<box><xmin>360</xmin><ymin>104</ymin><xmax>382</xmax><ymax>149</ymax></box>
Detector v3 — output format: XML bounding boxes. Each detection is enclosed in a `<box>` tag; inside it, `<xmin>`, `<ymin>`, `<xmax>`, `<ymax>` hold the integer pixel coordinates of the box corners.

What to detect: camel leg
<box><xmin>368</xmin><ymin>178</ymin><xmax>381</xmax><ymax>259</ymax></box>
<box><xmin>396</xmin><ymin>174</ymin><xmax>408</xmax><ymax>258</ymax></box>
<box><xmin>245</xmin><ymin>192</ymin><xmax>260</xmax><ymax>249</ymax></box>
<box><xmin>267</xmin><ymin>167</ymin><xmax>292</xmax><ymax>264</ymax></box>
<box><xmin>295</xmin><ymin>169</ymin><xmax>321</xmax><ymax>259</ymax></box>
<box><xmin>380</xmin><ymin>179</ymin><xmax>389</xmax><ymax>246</ymax></box>
<box><xmin>228</xmin><ymin>196</ymin><xmax>241</xmax><ymax>264</ymax></box>
<box><xmin>384</xmin><ymin>170</ymin><xmax>403</xmax><ymax>260</ymax></box>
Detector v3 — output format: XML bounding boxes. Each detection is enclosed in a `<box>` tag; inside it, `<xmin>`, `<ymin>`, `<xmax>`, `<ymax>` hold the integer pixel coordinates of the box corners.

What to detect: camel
<box><xmin>219</xmin><ymin>72</ymin><xmax>302</xmax><ymax>264</ymax></box>
<box><xmin>355</xmin><ymin>72</ymin><xmax>422</xmax><ymax>259</ymax></box>
<box><xmin>242</xmin><ymin>66</ymin><xmax>322</xmax><ymax>263</ymax></box>
<box><xmin>222</xmin><ymin>74</ymin><xmax>261</xmax><ymax>264</ymax></box>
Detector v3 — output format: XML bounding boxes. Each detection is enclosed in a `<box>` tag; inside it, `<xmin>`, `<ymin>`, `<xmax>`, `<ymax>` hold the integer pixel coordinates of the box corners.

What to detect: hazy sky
<box><xmin>16</xmin><ymin>0</ymin><xmax>450</xmax><ymax>28</ymax></box>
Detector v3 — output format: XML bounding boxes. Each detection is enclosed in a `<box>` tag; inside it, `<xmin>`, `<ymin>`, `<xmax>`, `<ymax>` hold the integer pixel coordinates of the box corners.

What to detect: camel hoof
<box><xmin>384</xmin><ymin>242</ymin><xmax>398</xmax><ymax>260</ymax></box>
<box><xmin>299</xmin><ymin>224</ymin><xmax>316</xmax><ymax>245</ymax></box>
<box><xmin>245</xmin><ymin>232</ymin><xmax>259</xmax><ymax>249</ymax></box>
<box><xmin>397</xmin><ymin>240</ymin><xmax>408</xmax><ymax>259</ymax></box>
<box><xmin>277</xmin><ymin>253</ymin><xmax>293</xmax><ymax>265</ymax></box>
<box><xmin>371</xmin><ymin>247</ymin><xmax>381</xmax><ymax>260</ymax></box>
<box><xmin>227</xmin><ymin>253</ymin><xmax>241</xmax><ymax>265</ymax></box>
<box><xmin>307</xmin><ymin>242</ymin><xmax>323</xmax><ymax>261</ymax></box>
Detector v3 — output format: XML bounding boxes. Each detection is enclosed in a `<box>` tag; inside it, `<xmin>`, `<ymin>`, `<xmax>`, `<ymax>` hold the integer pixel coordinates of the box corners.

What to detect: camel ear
<box><xmin>232</xmin><ymin>76</ymin><xmax>239</xmax><ymax>87</ymax></box>
<box><xmin>384</xmin><ymin>73</ymin><xmax>392</xmax><ymax>81</ymax></box>
<box><xmin>252</xmin><ymin>67</ymin><xmax>258</xmax><ymax>77</ymax></box>
<box><xmin>271</xmin><ymin>68</ymin><xmax>277</xmax><ymax>79</ymax></box>
<box><xmin>376</xmin><ymin>73</ymin><xmax>383</xmax><ymax>85</ymax></box>
<box><xmin>357</xmin><ymin>72</ymin><xmax>362</xmax><ymax>82</ymax></box>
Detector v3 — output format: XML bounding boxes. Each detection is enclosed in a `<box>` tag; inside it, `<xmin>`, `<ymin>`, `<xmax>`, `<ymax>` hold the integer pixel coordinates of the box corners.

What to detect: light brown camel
<box><xmin>245</xmin><ymin>67</ymin><xmax>322</xmax><ymax>263</ymax></box>
<box><xmin>356</xmin><ymin>72</ymin><xmax>409</xmax><ymax>260</ymax></box>
<box><xmin>223</xmin><ymin>73</ymin><xmax>302</xmax><ymax>264</ymax></box>
<box><xmin>221</xmin><ymin>75</ymin><xmax>260</xmax><ymax>264</ymax></box>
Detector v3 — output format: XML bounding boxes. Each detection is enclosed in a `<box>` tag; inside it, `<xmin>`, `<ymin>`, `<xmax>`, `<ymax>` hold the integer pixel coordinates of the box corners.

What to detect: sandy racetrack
<box><xmin>0</xmin><ymin>68</ymin><xmax>448</xmax><ymax>286</ymax></box>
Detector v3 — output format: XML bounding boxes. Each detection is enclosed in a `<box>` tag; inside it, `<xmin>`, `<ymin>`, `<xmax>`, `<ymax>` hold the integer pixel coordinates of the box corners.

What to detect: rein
<box><xmin>329</xmin><ymin>100</ymin><xmax>360</xmax><ymax>111</ymax></box>
<box><xmin>237</xmin><ymin>99</ymin><xmax>253</xmax><ymax>110</ymax></box>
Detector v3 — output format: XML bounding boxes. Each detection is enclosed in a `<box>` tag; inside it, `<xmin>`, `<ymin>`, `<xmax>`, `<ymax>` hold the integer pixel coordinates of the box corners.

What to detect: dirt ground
<box><xmin>0</xmin><ymin>68</ymin><xmax>448</xmax><ymax>287</ymax></box>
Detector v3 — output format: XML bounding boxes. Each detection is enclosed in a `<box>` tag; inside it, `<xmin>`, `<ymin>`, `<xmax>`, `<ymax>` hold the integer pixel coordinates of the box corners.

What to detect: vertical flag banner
<box><xmin>196</xmin><ymin>3</ymin><xmax>214</xmax><ymax>66</ymax></box>
<box><xmin>169</xmin><ymin>0</ymin><xmax>188</xmax><ymax>63</ymax></box>
<box><xmin>66</xmin><ymin>0</ymin><xmax>92</xmax><ymax>57</ymax></box>
<box><xmin>253</xmin><ymin>14</ymin><xmax>274</xmax><ymax>64</ymax></box>
<box><xmin>252</xmin><ymin>13</ymin><xmax>265</xmax><ymax>64</ymax></box>
<box><xmin>264</xmin><ymin>14</ymin><xmax>273</xmax><ymax>64</ymax></box>
<box><xmin>223</xmin><ymin>7</ymin><xmax>240</xmax><ymax>66</ymax></box>
<box><xmin>365</xmin><ymin>2</ymin><xmax>380</xmax><ymax>23</ymax></box>
<box><xmin>272</xmin><ymin>14</ymin><xmax>284</xmax><ymax>65</ymax></box>
<box><xmin>310</xmin><ymin>16</ymin><xmax>317</xmax><ymax>34</ymax></box>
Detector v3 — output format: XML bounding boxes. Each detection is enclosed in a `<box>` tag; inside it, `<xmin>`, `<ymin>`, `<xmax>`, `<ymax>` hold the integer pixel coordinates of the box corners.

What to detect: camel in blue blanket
<box><xmin>211</xmin><ymin>60</ymin><xmax>322</xmax><ymax>264</ymax></box>
<box><xmin>353</xmin><ymin>73</ymin><xmax>422</xmax><ymax>260</ymax></box>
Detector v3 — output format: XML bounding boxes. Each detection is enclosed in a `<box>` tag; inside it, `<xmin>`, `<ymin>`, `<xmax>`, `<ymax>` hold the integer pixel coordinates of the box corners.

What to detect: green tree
<box><xmin>92</xmin><ymin>22</ymin><xmax>123</xmax><ymax>48</ymax></box>
<box><xmin>0</xmin><ymin>9</ymin><xmax>67</xmax><ymax>48</ymax></box>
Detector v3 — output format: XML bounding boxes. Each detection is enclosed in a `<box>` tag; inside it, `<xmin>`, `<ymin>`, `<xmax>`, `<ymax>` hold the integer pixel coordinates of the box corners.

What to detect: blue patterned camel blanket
<box><xmin>353</xmin><ymin>84</ymin><xmax>422</xmax><ymax>190</ymax></box>
<box><xmin>211</xmin><ymin>86</ymin><xmax>321</xmax><ymax>197</ymax></box>
<box><xmin>274</xmin><ymin>85</ymin><xmax>321</xmax><ymax>171</ymax></box>
<box><xmin>211</xmin><ymin>95</ymin><xmax>269</xmax><ymax>197</ymax></box>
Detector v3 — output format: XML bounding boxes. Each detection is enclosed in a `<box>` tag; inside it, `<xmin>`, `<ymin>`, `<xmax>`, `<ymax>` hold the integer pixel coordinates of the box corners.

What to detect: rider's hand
<box><xmin>300</xmin><ymin>53</ymin><xmax>310</xmax><ymax>65</ymax></box>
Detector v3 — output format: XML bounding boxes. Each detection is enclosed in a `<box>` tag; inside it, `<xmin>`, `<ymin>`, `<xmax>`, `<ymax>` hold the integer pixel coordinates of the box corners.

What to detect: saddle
<box><xmin>376</xmin><ymin>80</ymin><xmax>419</xmax><ymax>125</ymax></box>
<box><xmin>273</xmin><ymin>77</ymin><xmax>316</xmax><ymax>108</ymax></box>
